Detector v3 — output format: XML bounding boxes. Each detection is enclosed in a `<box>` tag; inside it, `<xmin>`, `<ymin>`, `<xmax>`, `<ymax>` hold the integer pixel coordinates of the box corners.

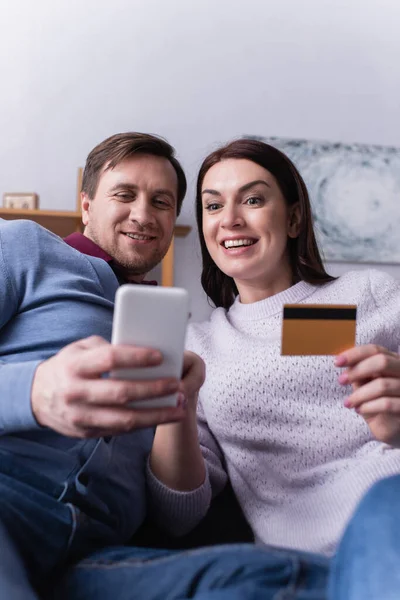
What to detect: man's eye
<box><xmin>115</xmin><ymin>193</ymin><xmax>133</xmax><ymax>201</ymax></box>
<box><xmin>153</xmin><ymin>198</ymin><xmax>171</xmax><ymax>209</ymax></box>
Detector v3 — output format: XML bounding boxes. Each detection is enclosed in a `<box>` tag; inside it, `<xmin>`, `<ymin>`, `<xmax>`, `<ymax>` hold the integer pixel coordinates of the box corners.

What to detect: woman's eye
<box><xmin>246</xmin><ymin>196</ymin><xmax>263</xmax><ymax>206</ymax></box>
<box><xmin>204</xmin><ymin>202</ymin><xmax>221</xmax><ymax>212</ymax></box>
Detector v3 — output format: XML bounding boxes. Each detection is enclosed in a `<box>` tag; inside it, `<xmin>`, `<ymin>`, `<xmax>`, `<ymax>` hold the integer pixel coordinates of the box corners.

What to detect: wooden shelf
<box><xmin>161</xmin><ymin>223</ymin><xmax>191</xmax><ymax>286</ymax></box>
<box><xmin>0</xmin><ymin>208</ymin><xmax>83</xmax><ymax>239</ymax></box>
<box><xmin>0</xmin><ymin>207</ymin><xmax>191</xmax><ymax>286</ymax></box>
<box><xmin>0</xmin><ymin>208</ymin><xmax>81</xmax><ymax>218</ymax></box>
<box><xmin>174</xmin><ymin>225</ymin><xmax>191</xmax><ymax>237</ymax></box>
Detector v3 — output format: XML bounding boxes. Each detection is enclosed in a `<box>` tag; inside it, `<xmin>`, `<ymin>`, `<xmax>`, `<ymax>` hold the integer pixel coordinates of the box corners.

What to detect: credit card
<box><xmin>281</xmin><ymin>304</ymin><xmax>357</xmax><ymax>355</ymax></box>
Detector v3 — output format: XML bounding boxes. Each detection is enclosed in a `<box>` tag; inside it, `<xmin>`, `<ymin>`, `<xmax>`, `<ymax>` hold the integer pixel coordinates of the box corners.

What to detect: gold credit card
<box><xmin>281</xmin><ymin>304</ymin><xmax>357</xmax><ymax>356</ymax></box>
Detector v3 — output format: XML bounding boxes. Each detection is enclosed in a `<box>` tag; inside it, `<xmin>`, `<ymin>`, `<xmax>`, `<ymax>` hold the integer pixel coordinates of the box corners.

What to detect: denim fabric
<box><xmin>3</xmin><ymin>441</ymin><xmax>400</xmax><ymax>600</ymax></box>
<box><xmin>328</xmin><ymin>474</ymin><xmax>400</xmax><ymax>600</ymax></box>
<box><xmin>0</xmin><ymin>447</ymin><xmax>329</xmax><ymax>600</ymax></box>
<box><xmin>0</xmin><ymin>461</ymin><xmax>73</xmax><ymax>599</ymax></box>
<box><xmin>0</xmin><ymin>450</ymin><xmax>119</xmax><ymax>599</ymax></box>
<box><xmin>55</xmin><ymin>544</ymin><xmax>329</xmax><ymax>600</ymax></box>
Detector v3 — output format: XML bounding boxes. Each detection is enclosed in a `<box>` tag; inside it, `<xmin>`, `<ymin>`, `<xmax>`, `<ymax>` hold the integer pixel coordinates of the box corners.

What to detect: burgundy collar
<box><xmin>64</xmin><ymin>232</ymin><xmax>113</xmax><ymax>262</ymax></box>
<box><xmin>64</xmin><ymin>232</ymin><xmax>157</xmax><ymax>285</ymax></box>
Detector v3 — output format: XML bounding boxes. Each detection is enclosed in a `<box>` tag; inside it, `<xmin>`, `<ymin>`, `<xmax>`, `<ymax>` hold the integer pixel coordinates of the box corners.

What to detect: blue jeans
<box><xmin>56</xmin><ymin>545</ymin><xmax>328</xmax><ymax>600</ymax></box>
<box><xmin>6</xmin><ymin>453</ymin><xmax>400</xmax><ymax>600</ymax></box>
<box><xmin>0</xmin><ymin>451</ymin><xmax>328</xmax><ymax>600</ymax></box>
<box><xmin>328</xmin><ymin>474</ymin><xmax>400</xmax><ymax>600</ymax></box>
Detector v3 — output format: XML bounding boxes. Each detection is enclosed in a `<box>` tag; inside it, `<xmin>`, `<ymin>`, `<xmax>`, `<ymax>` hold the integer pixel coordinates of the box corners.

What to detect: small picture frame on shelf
<box><xmin>3</xmin><ymin>192</ymin><xmax>39</xmax><ymax>210</ymax></box>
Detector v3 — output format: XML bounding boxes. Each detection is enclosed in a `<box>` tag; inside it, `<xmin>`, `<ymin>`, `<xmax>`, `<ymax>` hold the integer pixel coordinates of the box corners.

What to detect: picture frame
<box><xmin>3</xmin><ymin>193</ymin><xmax>39</xmax><ymax>210</ymax></box>
<box><xmin>247</xmin><ymin>135</ymin><xmax>400</xmax><ymax>264</ymax></box>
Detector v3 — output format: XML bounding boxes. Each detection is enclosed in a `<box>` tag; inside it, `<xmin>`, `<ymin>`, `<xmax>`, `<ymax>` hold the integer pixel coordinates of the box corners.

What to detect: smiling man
<box><xmin>0</xmin><ymin>132</ymin><xmax>206</xmax><ymax>600</ymax></box>
<box><xmin>81</xmin><ymin>136</ymin><xmax>183</xmax><ymax>281</ymax></box>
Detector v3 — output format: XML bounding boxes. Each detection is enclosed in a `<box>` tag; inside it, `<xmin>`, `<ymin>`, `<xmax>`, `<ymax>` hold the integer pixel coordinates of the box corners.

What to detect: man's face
<box><xmin>82</xmin><ymin>154</ymin><xmax>178</xmax><ymax>282</ymax></box>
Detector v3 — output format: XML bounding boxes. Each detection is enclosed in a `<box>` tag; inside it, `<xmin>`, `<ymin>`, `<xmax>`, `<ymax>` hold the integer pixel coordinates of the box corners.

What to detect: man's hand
<box><xmin>31</xmin><ymin>336</ymin><xmax>187</xmax><ymax>438</ymax></box>
<box><xmin>336</xmin><ymin>344</ymin><xmax>400</xmax><ymax>447</ymax></box>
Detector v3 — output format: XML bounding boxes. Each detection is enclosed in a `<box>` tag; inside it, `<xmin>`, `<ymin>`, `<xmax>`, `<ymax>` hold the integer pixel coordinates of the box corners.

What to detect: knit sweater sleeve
<box><xmin>145</xmin><ymin>394</ymin><xmax>214</xmax><ymax>536</ymax></box>
<box><xmin>187</xmin><ymin>320</ymin><xmax>229</xmax><ymax>496</ymax></box>
<box><xmin>145</xmin><ymin>398</ymin><xmax>228</xmax><ymax>537</ymax></box>
<box><xmin>0</xmin><ymin>221</ymin><xmax>42</xmax><ymax>433</ymax></box>
<box><xmin>197</xmin><ymin>395</ymin><xmax>229</xmax><ymax>496</ymax></box>
<box><xmin>144</xmin><ymin>322</ymin><xmax>229</xmax><ymax>536</ymax></box>
<box><xmin>145</xmin><ymin>456</ymin><xmax>212</xmax><ymax>537</ymax></box>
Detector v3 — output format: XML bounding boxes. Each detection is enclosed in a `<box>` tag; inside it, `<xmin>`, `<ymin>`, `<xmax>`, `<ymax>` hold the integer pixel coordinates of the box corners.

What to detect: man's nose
<box><xmin>128</xmin><ymin>197</ymin><xmax>156</xmax><ymax>228</ymax></box>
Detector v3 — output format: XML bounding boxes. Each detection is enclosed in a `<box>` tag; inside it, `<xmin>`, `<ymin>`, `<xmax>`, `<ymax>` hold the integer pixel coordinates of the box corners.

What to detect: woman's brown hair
<box><xmin>196</xmin><ymin>139</ymin><xmax>335</xmax><ymax>309</ymax></box>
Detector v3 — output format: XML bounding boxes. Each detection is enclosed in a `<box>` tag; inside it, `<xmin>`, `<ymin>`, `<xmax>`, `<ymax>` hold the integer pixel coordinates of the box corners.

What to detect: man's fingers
<box><xmin>73</xmin><ymin>344</ymin><xmax>163</xmax><ymax>377</ymax></box>
<box><xmin>71</xmin><ymin>335</ymin><xmax>110</xmax><ymax>351</ymax></box>
<box><xmin>31</xmin><ymin>337</ymin><xmax>186</xmax><ymax>437</ymax></box>
<box><xmin>80</xmin><ymin>405</ymin><xmax>186</xmax><ymax>437</ymax></box>
<box><xmin>63</xmin><ymin>404</ymin><xmax>186</xmax><ymax>438</ymax></box>
<box><xmin>345</xmin><ymin>377</ymin><xmax>400</xmax><ymax>409</ymax></box>
<box><xmin>71</xmin><ymin>377</ymin><xmax>180</xmax><ymax>406</ymax></box>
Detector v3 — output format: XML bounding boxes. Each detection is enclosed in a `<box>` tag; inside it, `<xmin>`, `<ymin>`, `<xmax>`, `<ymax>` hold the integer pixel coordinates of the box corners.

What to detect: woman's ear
<box><xmin>287</xmin><ymin>203</ymin><xmax>301</xmax><ymax>239</ymax></box>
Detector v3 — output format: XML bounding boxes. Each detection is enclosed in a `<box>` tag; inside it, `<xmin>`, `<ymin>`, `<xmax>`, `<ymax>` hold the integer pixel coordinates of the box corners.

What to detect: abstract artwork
<box><xmin>247</xmin><ymin>136</ymin><xmax>400</xmax><ymax>264</ymax></box>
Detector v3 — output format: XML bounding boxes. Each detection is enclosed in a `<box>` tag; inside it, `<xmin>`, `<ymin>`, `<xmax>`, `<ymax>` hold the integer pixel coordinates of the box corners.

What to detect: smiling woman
<box><xmin>201</xmin><ymin>161</ymin><xmax>301</xmax><ymax>304</ymax></box>
<box><xmin>147</xmin><ymin>138</ymin><xmax>400</xmax><ymax>600</ymax></box>
<box><xmin>196</xmin><ymin>138</ymin><xmax>334</xmax><ymax>308</ymax></box>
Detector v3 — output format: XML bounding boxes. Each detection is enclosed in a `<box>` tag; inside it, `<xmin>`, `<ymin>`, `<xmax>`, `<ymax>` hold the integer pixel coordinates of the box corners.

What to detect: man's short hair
<box><xmin>81</xmin><ymin>132</ymin><xmax>187</xmax><ymax>215</ymax></box>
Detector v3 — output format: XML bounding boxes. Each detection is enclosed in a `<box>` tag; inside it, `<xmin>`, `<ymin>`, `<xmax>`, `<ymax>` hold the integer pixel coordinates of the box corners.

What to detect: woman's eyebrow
<box><xmin>238</xmin><ymin>180</ymin><xmax>271</xmax><ymax>193</ymax></box>
<box><xmin>202</xmin><ymin>179</ymin><xmax>271</xmax><ymax>196</ymax></box>
<box><xmin>201</xmin><ymin>188</ymin><xmax>221</xmax><ymax>196</ymax></box>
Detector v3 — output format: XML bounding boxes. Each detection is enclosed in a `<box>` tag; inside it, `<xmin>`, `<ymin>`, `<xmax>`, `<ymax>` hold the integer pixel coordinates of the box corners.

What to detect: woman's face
<box><xmin>201</xmin><ymin>158</ymin><xmax>299</xmax><ymax>302</ymax></box>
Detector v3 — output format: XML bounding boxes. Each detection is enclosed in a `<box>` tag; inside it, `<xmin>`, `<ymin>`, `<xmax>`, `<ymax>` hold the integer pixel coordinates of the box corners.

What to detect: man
<box><xmin>0</xmin><ymin>132</ymin><xmax>328</xmax><ymax>600</ymax></box>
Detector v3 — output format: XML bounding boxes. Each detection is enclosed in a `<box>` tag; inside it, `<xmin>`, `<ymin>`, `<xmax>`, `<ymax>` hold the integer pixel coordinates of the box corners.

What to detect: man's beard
<box><xmin>85</xmin><ymin>224</ymin><xmax>170</xmax><ymax>279</ymax></box>
<box><xmin>112</xmin><ymin>248</ymin><xmax>164</xmax><ymax>279</ymax></box>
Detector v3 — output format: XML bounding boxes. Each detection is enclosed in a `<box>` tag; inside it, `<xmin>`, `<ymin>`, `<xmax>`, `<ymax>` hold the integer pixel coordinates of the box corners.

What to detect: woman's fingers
<box><xmin>355</xmin><ymin>397</ymin><xmax>400</xmax><ymax>417</ymax></box>
<box><xmin>345</xmin><ymin>377</ymin><xmax>400</xmax><ymax>409</ymax></box>
<box><xmin>335</xmin><ymin>344</ymin><xmax>395</xmax><ymax>368</ymax></box>
<box><xmin>339</xmin><ymin>353</ymin><xmax>400</xmax><ymax>386</ymax></box>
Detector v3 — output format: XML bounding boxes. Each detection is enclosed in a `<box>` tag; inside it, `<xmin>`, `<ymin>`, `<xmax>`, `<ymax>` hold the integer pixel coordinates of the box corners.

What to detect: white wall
<box><xmin>1</xmin><ymin>0</ymin><xmax>399</xmax><ymax>320</ymax></box>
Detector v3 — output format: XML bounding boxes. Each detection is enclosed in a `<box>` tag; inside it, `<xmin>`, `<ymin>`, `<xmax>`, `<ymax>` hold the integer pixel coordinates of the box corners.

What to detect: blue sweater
<box><xmin>0</xmin><ymin>219</ymin><xmax>153</xmax><ymax>540</ymax></box>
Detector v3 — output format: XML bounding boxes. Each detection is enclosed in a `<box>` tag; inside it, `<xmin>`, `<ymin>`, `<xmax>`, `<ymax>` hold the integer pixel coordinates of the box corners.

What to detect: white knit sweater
<box><xmin>147</xmin><ymin>269</ymin><xmax>400</xmax><ymax>555</ymax></box>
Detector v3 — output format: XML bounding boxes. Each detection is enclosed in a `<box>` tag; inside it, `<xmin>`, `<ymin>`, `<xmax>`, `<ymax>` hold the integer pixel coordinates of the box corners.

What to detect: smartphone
<box><xmin>111</xmin><ymin>284</ymin><xmax>190</xmax><ymax>409</ymax></box>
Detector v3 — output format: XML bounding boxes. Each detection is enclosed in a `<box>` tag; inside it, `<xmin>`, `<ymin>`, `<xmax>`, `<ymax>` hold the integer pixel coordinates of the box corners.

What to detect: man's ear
<box><xmin>287</xmin><ymin>203</ymin><xmax>301</xmax><ymax>239</ymax></box>
<box><xmin>81</xmin><ymin>192</ymin><xmax>91</xmax><ymax>226</ymax></box>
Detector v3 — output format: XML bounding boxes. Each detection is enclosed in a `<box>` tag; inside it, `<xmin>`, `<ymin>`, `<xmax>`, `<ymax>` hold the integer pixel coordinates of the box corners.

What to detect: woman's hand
<box><xmin>336</xmin><ymin>344</ymin><xmax>400</xmax><ymax>447</ymax></box>
<box><xmin>149</xmin><ymin>351</ymin><xmax>206</xmax><ymax>491</ymax></box>
<box><xmin>178</xmin><ymin>350</ymin><xmax>206</xmax><ymax>412</ymax></box>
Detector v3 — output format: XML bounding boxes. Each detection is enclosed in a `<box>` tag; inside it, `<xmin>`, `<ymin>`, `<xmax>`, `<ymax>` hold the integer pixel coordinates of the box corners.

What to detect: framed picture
<box><xmin>246</xmin><ymin>135</ymin><xmax>400</xmax><ymax>264</ymax></box>
<box><xmin>3</xmin><ymin>193</ymin><xmax>39</xmax><ymax>210</ymax></box>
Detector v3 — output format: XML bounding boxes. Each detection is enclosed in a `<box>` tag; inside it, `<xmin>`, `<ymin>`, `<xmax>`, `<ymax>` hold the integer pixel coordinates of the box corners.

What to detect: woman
<box><xmin>149</xmin><ymin>139</ymin><xmax>400</xmax><ymax>598</ymax></box>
